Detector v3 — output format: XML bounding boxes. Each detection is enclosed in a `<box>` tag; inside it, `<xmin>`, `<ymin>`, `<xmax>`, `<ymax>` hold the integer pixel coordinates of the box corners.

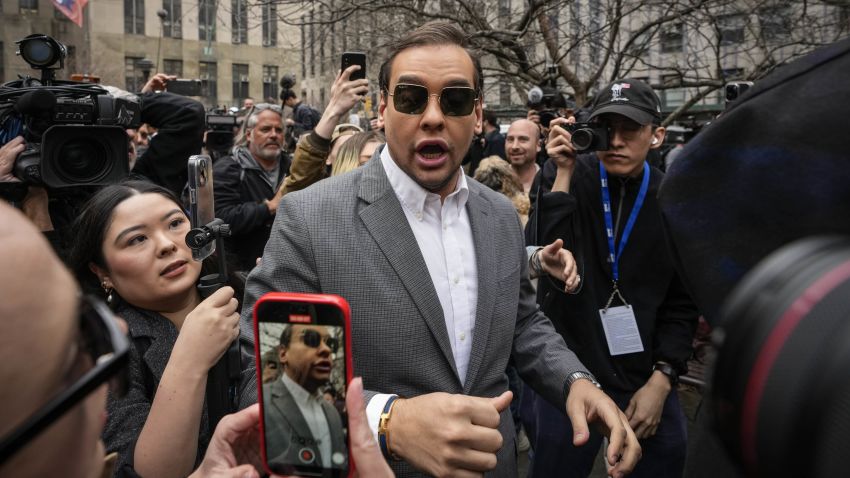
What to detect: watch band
<box><xmin>652</xmin><ymin>361</ymin><xmax>679</xmax><ymax>386</ymax></box>
<box><xmin>378</xmin><ymin>395</ymin><xmax>400</xmax><ymax>460</ymax></box>
<box><xmin>564</xmin><ymin>371</ymin><xmax>602</xmax><ymax>398</ymax></box>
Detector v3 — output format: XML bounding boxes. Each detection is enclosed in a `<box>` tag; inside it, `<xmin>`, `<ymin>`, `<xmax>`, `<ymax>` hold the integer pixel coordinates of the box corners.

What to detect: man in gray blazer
<box><xmin>242</xmin><ymin>21</ymin><xmax>640</xmax><ymax>478</ymax></box>
<box><xmin>263</xmin><ymin>325</ymin><xmax>346</xmax><ymax>471</ymax></box>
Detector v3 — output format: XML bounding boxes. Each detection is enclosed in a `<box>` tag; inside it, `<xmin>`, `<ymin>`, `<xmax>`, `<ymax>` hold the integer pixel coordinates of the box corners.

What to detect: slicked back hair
<box><xmin>378</xmin><ymin>21</ymin><xmax>483</xmax><ymax>95</ymax></box>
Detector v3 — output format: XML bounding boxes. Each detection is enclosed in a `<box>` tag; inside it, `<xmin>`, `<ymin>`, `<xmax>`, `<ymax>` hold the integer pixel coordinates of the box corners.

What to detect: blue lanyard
<box><xmin>599</xmin><ymin>161</ymin><xmax>650</xmax><ymax>283</ymax></box>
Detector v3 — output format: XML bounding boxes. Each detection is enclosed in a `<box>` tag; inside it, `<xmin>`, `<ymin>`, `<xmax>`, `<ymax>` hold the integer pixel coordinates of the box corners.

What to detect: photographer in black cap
<box><xmin>523</xmin><ymin>78</ymin><xmax>699</xmax><ymax>478</ymax></box>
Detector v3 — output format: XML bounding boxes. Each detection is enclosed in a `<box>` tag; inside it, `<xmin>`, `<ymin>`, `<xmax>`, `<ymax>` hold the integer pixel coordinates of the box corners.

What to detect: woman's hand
<box><xmin>177</xmin><ymin>286</ymin><xmax>240</xmax><ymax>370</ymax></box>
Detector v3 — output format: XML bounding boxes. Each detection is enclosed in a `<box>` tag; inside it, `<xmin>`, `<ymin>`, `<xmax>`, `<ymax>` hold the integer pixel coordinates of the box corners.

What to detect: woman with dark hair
<box><xmin>70</xmin><ymin>180</ymin><xmax>255</xmax><ymax>478</ymax></box>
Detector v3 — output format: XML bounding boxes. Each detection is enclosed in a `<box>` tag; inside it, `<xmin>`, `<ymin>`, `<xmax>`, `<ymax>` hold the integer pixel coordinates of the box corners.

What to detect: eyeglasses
<box><xmin>0</xmin><ymin>295</ymin><xmax>129</xmax><ymax>464</ymax></box>
<box><xmin>387</xmin><ymin>83</ymin><xmax>479</xmax><ymax>117</ymax></box>
<box><xmin>300</xmin><ymin>329</ymin><xmax>339</xmax><ymax>353</ymax></box>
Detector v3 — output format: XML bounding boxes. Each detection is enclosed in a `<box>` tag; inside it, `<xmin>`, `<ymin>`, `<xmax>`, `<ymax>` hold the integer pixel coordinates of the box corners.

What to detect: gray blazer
<box><xmin>241</xmin><ymin>152</ymin><xmax>588</xmax><ymax>477</ymax></box>
<box><xmin>263</xmin><ymin>379</ymin><xmax>347</xmax><ymax>471</ymax></box>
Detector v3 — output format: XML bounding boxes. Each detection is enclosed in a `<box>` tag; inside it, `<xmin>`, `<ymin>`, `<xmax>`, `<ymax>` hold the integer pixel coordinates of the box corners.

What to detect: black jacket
<box><xmin>527</xmin><ymin>154</ymin><xmax>698</xmax><ymax>393</ymax></box>
<box><xmin>213</xmin><ymin>147</ymin><xmax>290</xmax><ymax>271</ymax></box>
<box><xmin>131</xmin><ymin>91</ymin><xmax>206</xmax><ymax>197</ymax></box>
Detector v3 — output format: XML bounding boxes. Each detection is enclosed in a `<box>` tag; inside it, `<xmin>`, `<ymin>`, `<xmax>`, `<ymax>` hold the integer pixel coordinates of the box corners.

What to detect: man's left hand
<box><xmin>539</xmin><ymin>238</ymin><xmax>580</xmax><ymax>292</ymax></box>
<box><xmin>624</xmin><ymin>371</ymin><xmax>671</xmax><ymax>439</ymax></box>
<box><xmin>566</xmin><ymin>379</ymin><xmax>641</xmax><ymax>478</ymax></box>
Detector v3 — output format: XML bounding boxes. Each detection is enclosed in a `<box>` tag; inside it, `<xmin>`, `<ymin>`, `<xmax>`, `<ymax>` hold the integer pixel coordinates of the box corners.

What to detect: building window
<box><xmin>262</xmin><ymin>2</ymin><xmax>277</xmax><ymax>46</ymax></box>
<box><xmin>200</xmin><ymin>61</ymin><xmax>218</xmax><ymax>104</ymax></box>
<box><xmin>759</xmin><ymin>8</ymin><xmax>791</xmax><ymax>42</ymax></box>
<box><xmin>499</xmin><ymin>81</ymin><xmax>511</xmax><ymax>106</ymax></box>
<box><xmin>719</xmin><ymin>14</ymin><xmax>746</xmax><ymax>45</ymax></box>
<box><xmin>125</xmin><ymin>57</ymin><xmax>145</xmax><ymax>92</ymax></box>
<box><xmin>263</xmin><ymin>65</ymin><xmax>278</xmax><ymax>102</ymax></box>
<box><xmin>661</xmin><ymin>23</ymin><xmax>684</xmax><ymax>53</ymax></box>
<box><xmin>162</xmin><ymin>0</ymin><xmax>182</xmax><ymax>38</ymax></box>
<box><xmin>198</xmin><ymin>0</ymin><xmax>216</xmax><ymax>41</ymax></box>
<box><xmin>309</xmin><ymin>11</ymin><xmax>315</xmax><ymax>77</ymax></box>
<box><xmin>232</xmin><ymin>0</ymin><xmax>247</xmax><ymax>44</ymax></box>
<box><xmin>300</xmin><ymin>15</ymin><xmax>307</xmax><ymax>79</ymax></box>
<box><xmin>232</xmin><ymin>63</ymin><xmax>249</xmax><ymax>105</ymax></box>
<box><xmin>163</xmin><ymin>59</ymin><xmax>183</xmax><ymax>78</ymax></box>
<box><xmin>124</xmin><ymin>0</ymin><xmax>144</xmax><ymax>34</ymax></box>
<box><xmin>498</xmin><ymin>0</ymin><xmax>510</xmax><ymax>26</ymax></box>
<box><xmin>19</xmin><ymin>0</ymin><xmax>38</xmax><ymax>13</ymax></box>
<box><xmin>661</xmin><ymin>74</ymin><xmax>685</xmax><ymax>109</ymax></box>
<box><xmin>0</xmin><ymin>43</ymin><xmax>4</xmax><ymax>83</ymax></box>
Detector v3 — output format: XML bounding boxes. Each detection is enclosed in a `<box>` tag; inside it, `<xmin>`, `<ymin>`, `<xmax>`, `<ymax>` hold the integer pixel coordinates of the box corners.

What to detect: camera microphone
<box><xmin>13</xmin><ymin>89</ymin><xmax>56</xmax><ymax>117</ymax></box>
<box><xmin>527</xmin><ymin>86</ymin><xmax>543</xmax><ymax>105</ymax></box>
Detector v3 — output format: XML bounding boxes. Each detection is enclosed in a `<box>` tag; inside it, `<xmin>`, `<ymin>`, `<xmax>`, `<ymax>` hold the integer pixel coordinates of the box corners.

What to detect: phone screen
<box><xmin>341</xmin><ymin>52</ymin><xmax>366</xmax><ymax>82</ymax></box>
<box><xmin>254</xmin><ymin>293</ymin><xmax>352</xmax><ymax>477</ymax></box>
<box><xmin>187</xmin><ymin>155</ymin><xmax>215</xmax><ymax>261</ymax></box>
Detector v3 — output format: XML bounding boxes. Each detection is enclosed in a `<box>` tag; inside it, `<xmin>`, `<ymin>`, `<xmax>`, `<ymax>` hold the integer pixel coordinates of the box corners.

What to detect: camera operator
<box><xmin>523</xmin><ymin>78</ymin><xmax>699</xmax><ymax>478</ymax></box>
<box><xmin>128</xmin><ymin>73</ymin><xmax>206</xmax><ymax>197</ymax></box>
<box><xmin>0</xmin><ymin>72</ymin><xmax>205</xmax><ymax>257</ymax></box>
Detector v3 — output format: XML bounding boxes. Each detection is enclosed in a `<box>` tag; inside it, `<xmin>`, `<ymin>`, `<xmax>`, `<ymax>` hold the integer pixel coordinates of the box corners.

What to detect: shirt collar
<box><xmin>281</xmin><ymin>372</ymin><xmax>321</xmax><ymax>404</ymax></box>
<box><xmin>380</xmin><ymin>145</ymin><xmax>469</xmax><ymax>217</ymax></box>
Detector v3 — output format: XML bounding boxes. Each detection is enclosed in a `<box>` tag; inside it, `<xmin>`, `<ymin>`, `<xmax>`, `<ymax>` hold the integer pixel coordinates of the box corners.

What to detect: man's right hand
<box><xmin>389</xmin><ymin>391</ymin><xmax>512</xmax><ymax>477</ymax></box>
<box><xmin>314</xmin><ymin>66</ymin><xmax>370</xmax><ymax>140</ymax></box>
<box><xmin>547</xmin><ymin>116</ymin><xmax>579</xmax><ymax>193</ymax></box>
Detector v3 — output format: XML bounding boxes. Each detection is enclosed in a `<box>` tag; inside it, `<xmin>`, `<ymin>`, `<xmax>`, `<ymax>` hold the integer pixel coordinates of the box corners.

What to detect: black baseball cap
<box><xmin>588</xmin><ymin>78</ymin><xmax>662</xmax><ymax>125</ymax></box>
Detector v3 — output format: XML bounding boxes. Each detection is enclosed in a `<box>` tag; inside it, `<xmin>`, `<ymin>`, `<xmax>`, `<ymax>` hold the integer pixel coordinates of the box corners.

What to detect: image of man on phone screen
<box><xmin>263</xmin><ymin>325</ymin><xmax>347</xmax><ymax>469</ymax></box>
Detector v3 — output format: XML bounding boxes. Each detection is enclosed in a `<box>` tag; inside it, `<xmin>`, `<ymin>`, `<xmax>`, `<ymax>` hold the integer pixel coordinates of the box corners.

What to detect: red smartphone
<box><xmin>253</xmin><ymin>293</ymin><xmax>353</xmax><ymax>477</ymax></box>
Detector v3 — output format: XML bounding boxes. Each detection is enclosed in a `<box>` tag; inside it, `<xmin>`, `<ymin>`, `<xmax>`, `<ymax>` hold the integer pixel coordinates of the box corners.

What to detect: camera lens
<box><xmin>571</xmin><ymin>128</ymin><xmax>594</xmax><ymax>151</ymax></box>
<box><xmin>55</xmin><ymin>137</ymin><xmax>114</xmax><ymax>184</ymax></box>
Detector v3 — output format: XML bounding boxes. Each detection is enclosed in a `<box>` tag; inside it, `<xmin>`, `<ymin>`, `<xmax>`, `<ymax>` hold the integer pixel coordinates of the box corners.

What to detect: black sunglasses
<box><xmin>300</xmin><ymin>329</ymin><xmax>339</xmax><ymax>353</ymax></box>
<box><xmin>388</xmin><ymin>83</ymin><xmax>479</xmax><ymax>117</ymax></box>
<box><xmin>0</xmin><ymin>295</ymin><xmax>129</xmax><ymax>464</ymax></box>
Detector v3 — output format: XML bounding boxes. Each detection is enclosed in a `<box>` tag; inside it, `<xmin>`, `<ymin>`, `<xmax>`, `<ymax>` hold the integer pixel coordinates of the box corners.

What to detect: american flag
<box><xmin>53</xmin><ymin>0</ymin><xmax>88</xmax><ymax>27</ymax></box>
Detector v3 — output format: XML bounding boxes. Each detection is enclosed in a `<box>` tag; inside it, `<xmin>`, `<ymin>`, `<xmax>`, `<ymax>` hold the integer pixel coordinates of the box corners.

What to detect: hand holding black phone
<box><xmin>254</xmin><ymin>293</ymin><xmax>353</xmax><ymax>477</ymax></box>
<box><xmin>341</xmin><ymin>52</ymin><xmax>366</xmax><ymax>81</ymax></box>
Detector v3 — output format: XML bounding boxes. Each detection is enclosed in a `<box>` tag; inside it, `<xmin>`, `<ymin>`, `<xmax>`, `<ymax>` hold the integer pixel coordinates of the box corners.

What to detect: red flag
<box><xmin>52</xmin><ymin>0</ymin><xmax>88</xmax><ymax>27</ymax></box>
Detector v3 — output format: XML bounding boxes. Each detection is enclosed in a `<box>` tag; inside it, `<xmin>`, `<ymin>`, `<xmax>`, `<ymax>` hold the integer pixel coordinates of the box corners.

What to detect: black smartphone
<box><xmin>167</xmin><ymin>78</ymin><xmax>202</xmax><ymax>96</ymax></box>
<box><xmin>187</xmin><ymin>155</ymin><xmax>215</xmax><ymax>261</ymax></box>
<box><xmin>254</xmin><ymin>293</ymin><xmax>353</xmax><ymax>478</ymax></box>
<box><xmin>341</xmin><ymin>52</ymin><xmax>366</xmax><ymax>81</ymax></box>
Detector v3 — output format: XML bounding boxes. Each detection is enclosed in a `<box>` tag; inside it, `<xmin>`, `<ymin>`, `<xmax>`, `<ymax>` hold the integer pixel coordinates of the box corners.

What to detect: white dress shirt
<box><xmin>281</xmin><ymin>373</ymin><xmax>333</xmax><ymax>468</ymax></box>
<box><xmin>366</xmin><ymin>146</ymin><xmax>479</xmax><ymax>441</ymax></box>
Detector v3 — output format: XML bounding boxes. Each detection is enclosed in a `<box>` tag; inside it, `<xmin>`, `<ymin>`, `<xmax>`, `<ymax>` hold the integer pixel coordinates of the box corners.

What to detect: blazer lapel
<box><xmin>357</xmin><ymin>155</ymin><xmax>460</xmax><ymax>381</ymax></box>
<box><xmin>463</xmin><ymin>183</ymin><xmax>498</xmax><ymax>394</ymax></box>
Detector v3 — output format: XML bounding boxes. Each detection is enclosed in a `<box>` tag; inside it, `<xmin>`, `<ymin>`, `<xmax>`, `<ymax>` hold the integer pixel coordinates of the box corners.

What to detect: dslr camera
<box><xmin>0</xmin><ymin>34</ymin><xmax>141</xmax><ymax>188</ymax></box>
<box><xmin>566</xmin><ymin>123</ymin><xmax>610</xmax><ymax>153</ymax></box>
<box><xmin>205</xmin><ymin>108</ymin><xmax>238</xmax><ymax>160</ymax></box>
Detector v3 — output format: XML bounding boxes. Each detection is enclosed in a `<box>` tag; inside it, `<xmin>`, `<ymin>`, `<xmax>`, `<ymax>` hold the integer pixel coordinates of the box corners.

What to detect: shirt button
<box><xmin>453</xmin><ymin>276</ymin><xmax>460</xmax><ymax>284</ymax></box>
<box><xmin>460</xmin><ymin>332</ymin><xmax>466</xmax><ymax>341</ymax></box>
<box><xmin>416</xmin><ymin>212</ymin><xmax>423</xmax><ymax>220</ymax></box>
<box><xmin>442</xmin><ymin>223</ymin><xmax>447</xmax><ymax>230</ymax></box>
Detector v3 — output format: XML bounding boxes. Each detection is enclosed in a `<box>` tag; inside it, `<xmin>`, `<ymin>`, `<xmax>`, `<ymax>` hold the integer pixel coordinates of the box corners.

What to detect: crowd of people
<box><xmin>1</xmin><ymin>19</ymin><xmax>710</xmax><ymax>478</ymax></box>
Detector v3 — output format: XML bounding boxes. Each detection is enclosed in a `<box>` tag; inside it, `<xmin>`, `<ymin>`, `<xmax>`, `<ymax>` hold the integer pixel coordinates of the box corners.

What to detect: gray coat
<box><xmin>262</xmin><ymin>379</ymin><xmax>347</xmax><ymax>471</ymax></box>
<box><xmin>240</xmin><ymin>152</ymin><xmax>588</xmax><ymax>477</ymax></box>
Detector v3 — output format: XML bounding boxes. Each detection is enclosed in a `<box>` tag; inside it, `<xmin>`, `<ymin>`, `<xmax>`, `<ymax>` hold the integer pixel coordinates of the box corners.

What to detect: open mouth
<box><xmin>314</xmin><ymin>360</ymin><xmax>332</xmax><ymax>374</ymax></box>
<box><xmin>418</xmin><ymin>143</ymin><xmax>447</xmax><ymax>158</ymax></box>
